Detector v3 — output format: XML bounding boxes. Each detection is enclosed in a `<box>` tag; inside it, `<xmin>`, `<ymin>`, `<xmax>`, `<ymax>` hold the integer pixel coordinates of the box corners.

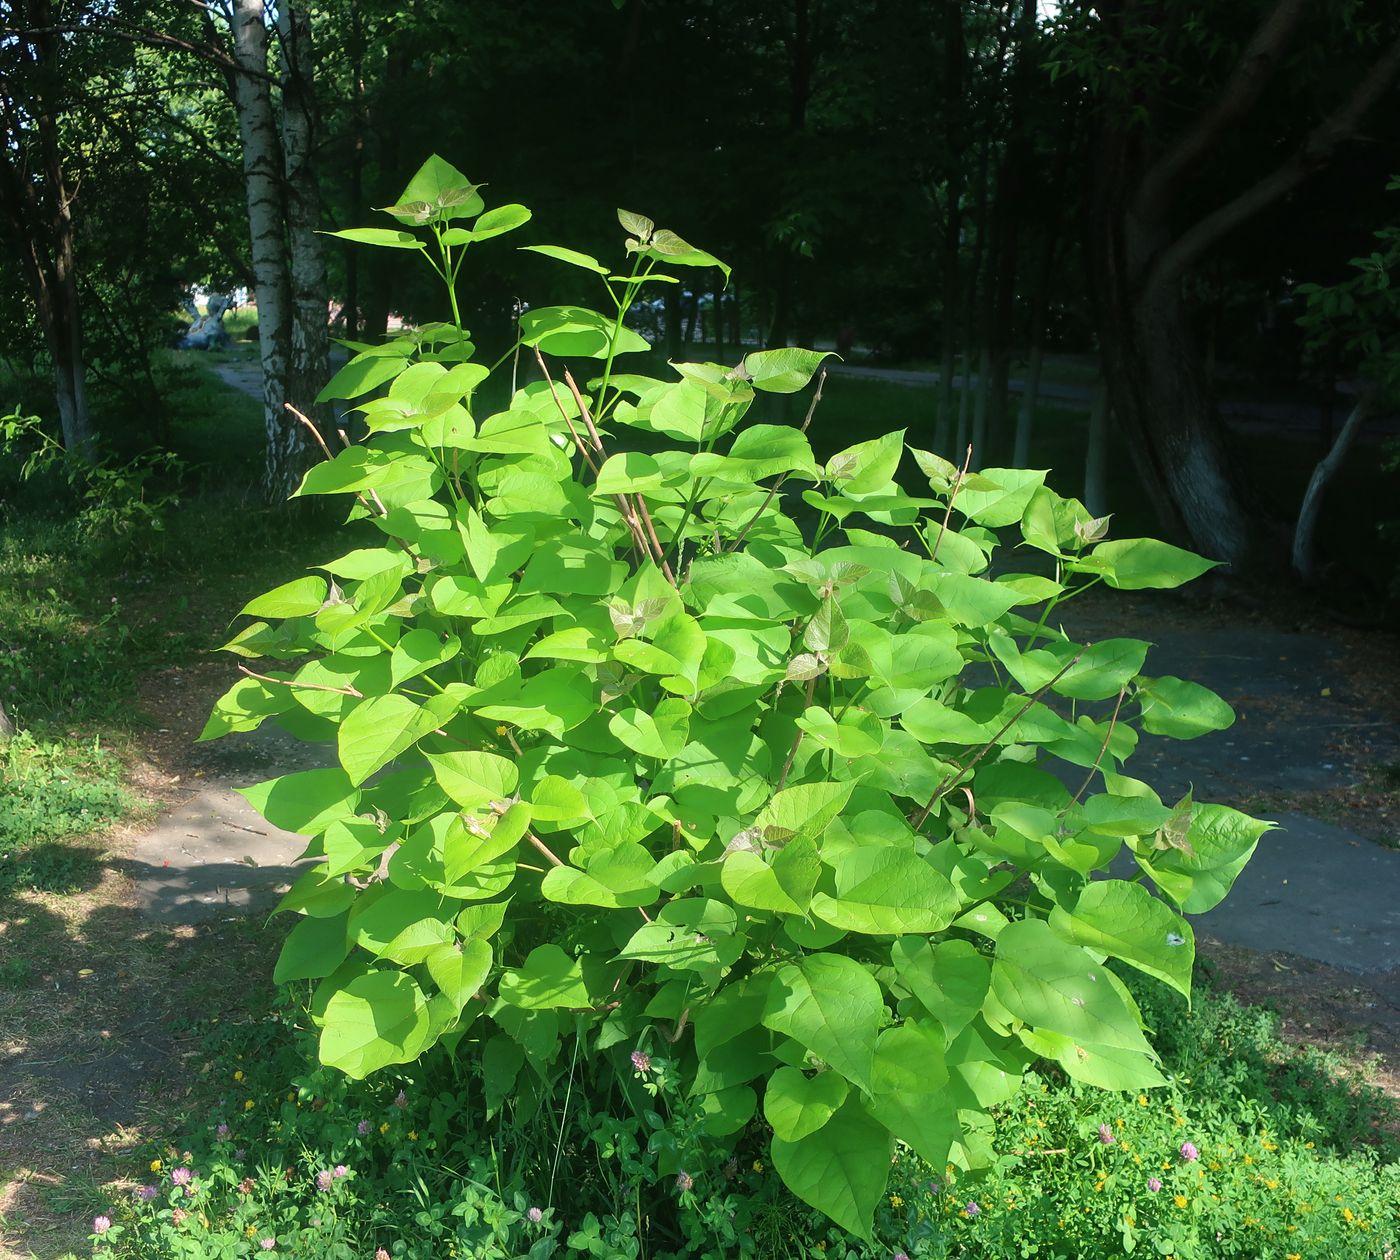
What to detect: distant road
<box><xmin>826</xmin><ymin>363</ymin><xmax>1400</xmax><ymax>442</ymax></box>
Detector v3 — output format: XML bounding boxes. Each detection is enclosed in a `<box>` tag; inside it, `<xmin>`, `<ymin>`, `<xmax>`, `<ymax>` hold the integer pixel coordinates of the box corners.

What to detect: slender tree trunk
<box><xmin>1292</xmin><ymin>393</ymin><xmax>1373</xmax><ymax>580</ymax></box>
<box><xmin>0</xmin><ymin>699</ymin><xmax>14</xmax><ymax>742</ymax></box>
<box><xmin>955</xmin><ymin>351</ymin><xmax>972</xmax><ymax>452</ymax></box>
<box><xmin>1013</xmin><ymin>232</ymin><xmax>1060</xmax><ymax>466</ymax></box>
<box><xmin>1083</xmin><ymin>382</ymin><xmax>1110</xmax><ymax>517</ymax></box>
<box><xmin>987</xmin><ymin>0</ymin><xmax>1038</xmax><ymax>462</ymax></box>
<box><xmin>935</xmin><ymin>0</ymin><xmax>966</xmax><ymax>454</ymax></box>
<box><xmin>713</xmin><ymin>280</ymin><xmax>726</xmax><ymax>359</ymax></box>
<box><xmin>664</xmin><ymin>284</ymin><xmax>682</xmax><ymax>359</ymax></box>
<box><xmin>971</xmin><ymin>345</ymin><xmax>991</xmax><ymax>465</ymax></box>
<box><xmin>231</xmin><ymin>0</ymin><xmax>296</xmax><ymax>502</ymax></box>
<box><xmin>344</xmin><ymin>0</ymin><xmax>366</xmax><ymax>341</ymax></box>
<box><xmin>1012</xmin><ymin>341</ymin><xmax>1044</xmax><ymax>468</ymax></box>
<box><xmin>276</xmin><ymin>2</ymin><xmax>328</xmax><ymax>468</ymax></box>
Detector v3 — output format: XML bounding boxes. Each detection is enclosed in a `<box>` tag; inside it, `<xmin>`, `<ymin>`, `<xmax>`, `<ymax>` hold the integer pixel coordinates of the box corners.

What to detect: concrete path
<box><xmin>144</xmin><ymin>351</ymin><xmax>1398</xmax><ymax>992</ymax></box>
<box><xmin>128</xmin><ymin>723</ymin><xmax>328</xmax><ymax>924</ymax></box>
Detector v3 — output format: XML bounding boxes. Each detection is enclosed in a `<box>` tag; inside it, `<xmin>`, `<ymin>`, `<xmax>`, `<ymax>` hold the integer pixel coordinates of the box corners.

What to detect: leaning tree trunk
<box><xmin>1096</xmin><ymin>244</ymin><xmax>1252</xmax><ymax>566</ymax></box>
<box><xmin>231</xmin><ymin>0</ymin><xmax>297</xmax><ymax>502</ymax></box>
<box><xmin>1292</xmin><ymin>392</ymin><xmax>1374</xmax><ymax>580</ymax></box>
<box><xmin>276</xmin><ymin>1</ymin><xmax>329</xmax><ymax>458</ymax></box>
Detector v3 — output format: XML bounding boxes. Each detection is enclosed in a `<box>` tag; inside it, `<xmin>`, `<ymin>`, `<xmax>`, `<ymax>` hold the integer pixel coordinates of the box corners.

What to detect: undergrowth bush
<box><xmin>200</xmin><ymin>156</ymin><xmax>1278</xmax><ymax>1242</ymax></box>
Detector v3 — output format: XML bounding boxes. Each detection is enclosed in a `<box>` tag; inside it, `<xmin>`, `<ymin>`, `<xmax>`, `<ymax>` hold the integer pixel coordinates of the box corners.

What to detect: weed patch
<box><xmin>0</xmin><ymin>733</ymin><xmax>129</xmax><ymax>894</ymax></box>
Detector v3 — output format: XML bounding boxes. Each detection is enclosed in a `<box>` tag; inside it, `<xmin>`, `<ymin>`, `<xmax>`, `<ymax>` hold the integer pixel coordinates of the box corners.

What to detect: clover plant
<box><xmin>205</xmin><ymin>154</ymin><xmax>1269</xmax><ymax>1240</ymax></box>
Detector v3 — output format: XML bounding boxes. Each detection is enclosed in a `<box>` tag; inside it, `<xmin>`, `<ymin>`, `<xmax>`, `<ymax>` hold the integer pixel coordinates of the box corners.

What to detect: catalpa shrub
<box><xmin>205</xmin><ymin>155</ymin><xmax>1269</xmax><ymax>1240</ymax></box>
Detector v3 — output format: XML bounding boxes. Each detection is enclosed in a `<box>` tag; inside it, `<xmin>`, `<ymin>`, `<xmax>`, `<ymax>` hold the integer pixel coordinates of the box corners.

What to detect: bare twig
<box><xmin>911</xmin><ymin>647</ymin><xmax>1087</xmax><ymax>830</ymax></box>
<box><xmin>776</xmin><ymin>676</ymin><xmax>818</xmax><ymax>792</ymax></box>
<box><xmin>929</xmin><ymin>443</ymin><xmax>973</xmax><ymax>564</ymax></box>
<box><xmin>727</xmin><ymin>368</ymin><xmax>827</xmax><ymax>553</ymax></box>
<box><xmin>237</xmin><ymin>664</ymin><xmax>362</xmax><ymax>697</ymax></box>
<box><xmin>1065</xmin><ymin>686</ymin><xmax>1128</xmax><ymax>809</ymax></box>
<box><xmin>284</xmin><ymin>402</ymin><xmax>334</xmax><ymax>461</ymax></box>
<box><xmin>533</xmin><ymin>349</ymin><xmax>600</xmax><ymax>475</ymax></box>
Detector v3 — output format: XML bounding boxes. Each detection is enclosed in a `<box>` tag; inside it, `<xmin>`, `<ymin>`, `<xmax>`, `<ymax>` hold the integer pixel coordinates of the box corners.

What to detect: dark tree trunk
<box><xmin>935</xmin><ymin>0</ymin><xmax>966</xmax><ymax>454</ymax></box>
<box><xmin>0</xmin><ymin>0</ymin><xmax>95</xmax><ymax>459</ymax></box>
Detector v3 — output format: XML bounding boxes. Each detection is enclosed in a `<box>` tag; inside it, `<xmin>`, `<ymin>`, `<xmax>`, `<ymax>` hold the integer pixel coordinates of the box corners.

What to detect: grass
<box><xmin>0</xmin><ymin>734</ymin><xmax>132</xmax><ymax>895</ymax></box>
<box><xmin>53</xmin><ymin>962</ymin><xmax>1399</xmax><ymax>1260</ymax></box>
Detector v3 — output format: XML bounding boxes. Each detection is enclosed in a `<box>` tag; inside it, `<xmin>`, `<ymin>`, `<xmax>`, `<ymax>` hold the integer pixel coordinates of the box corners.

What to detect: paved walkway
<box><xmin>142</xmin><ymin>353</ymin><xmax>1398</xmax><ymax>1000</ymax></box>
<box><xmin>130</xmin><ymin>624</ymin><xmax>1400</xmax><ymax>1004</ymax></box>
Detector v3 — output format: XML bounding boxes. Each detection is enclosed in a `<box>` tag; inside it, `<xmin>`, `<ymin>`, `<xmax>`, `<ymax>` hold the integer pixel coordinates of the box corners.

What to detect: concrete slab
<box><xmin>127</xmin><ymin>783</ymin><xmax>312</xmax><ymax>924</ymax></box>
<box><xmin>1188</xmin><ymin>811</ymin><xmax>1400</xmax><ymax>977</ymax></box>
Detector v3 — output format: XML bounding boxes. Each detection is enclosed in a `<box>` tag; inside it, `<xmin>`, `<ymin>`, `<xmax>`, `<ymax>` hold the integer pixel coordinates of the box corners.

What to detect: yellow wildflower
<box><xmin>1173</xmin><ymin>1195</ymin><xmax>1188</xmax><ymax>1209</ymax></box>
<box><xmin>244</xmin><ymin>1099</ymin><xmax>255</xmax><ymax>1111</ymax></box>
<box><xmin>150</xmin><ymin>1159</ymin><xmax>162</xmax><ymax>1172</ymax></box>
<box><xmin>889</xmin><ymin>1194</ymin><xmax>904</xmax><ymax>1208</ymax></box>
<box><xmin>408</xmin><ymin>1130</ymin><xmax>418</xmax><ymax>1141</ymax></box>
<box><xmin>495</xmin><ymin>725</ymin><xmax>509</xmax><ymax>736</ymax></box>
<box><xmin>752</xmin><ymin>1160</ymin><xmax>764</xmax><ymax>1173</ymax></box>
<box><xmin>1265</xmin><ymin>1179</ymin><xmax>1279</xmax><ymax>1191</ymax></box>
<box><xmin>379</xmin><ymin>1122</ymin><xmax>390</xmax><ymax>1135</ymax></box>
<box><xmin>1137</xmin><ymin>1095</ymin><xmax>1148</xmax><ymax>1106</ymax></box>
<box><xmin>1343</xmin><ymin>1208</ymin><xmax>1355</xmax><ymax>1223</ymax></box>
<box><xmin>1244</xmin><ymin>1154</ymin><xmax>1253</xmax><ymax>1166</ymax></box>
<box><xmin>1261</xmin><ymin>1139</ymin><xmax>1277</xmax><ymax>1151</ymax></box>
<box><xmin>233</xmin><ymin>1070</ymin><xmax>244</xmax><ymax>1082</ymax></box>
<box><xmin>245</xmin><ymin>1226</ymin><xmax>257</xmax><ymax>1238</ymax></box>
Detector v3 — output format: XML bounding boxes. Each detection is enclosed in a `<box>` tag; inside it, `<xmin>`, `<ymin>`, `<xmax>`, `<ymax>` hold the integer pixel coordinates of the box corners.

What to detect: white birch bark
<box><xmin>230</xmin><ymin>0</ymin><xmax>296</xmax><ymax>502</ymax></box>
<box><xmin>276</xmin><ymin>2</ymin><xmax>329</xmax><ymax>448</ymax></box>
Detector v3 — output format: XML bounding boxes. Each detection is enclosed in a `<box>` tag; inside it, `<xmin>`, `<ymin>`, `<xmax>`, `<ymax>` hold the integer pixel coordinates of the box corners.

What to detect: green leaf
<box><xmin>238</xmin><ymin>767</ymin><xmax>359</xmax><ymax>835</ymax></box>
<box><xmin>425</xmin><ymin>938</ymin><xmax>492</xmax><ymax>1011</ymax></box>
<box><xmin>955</xmin><ymin>467</ymin><xmax>1047</xmax><ymax>527</ymax></box>
<box><xmin>742</xmin><ymin>348</ymin><xmax>832</xmax><ymax>394</ymax></box>
<box><xmin>770</xmin><ymin>1096</ymin><xmax>890</xmax><ymax>1241</ymax></box>
<box><xmin>390</xmin><ymin>629</ymin><xmax>461</xmax><ymax>688</ymax></box>
<box><xmin>762</xmin><ymin>952</ymin><xmax>883</xmax><ymax>1091</ymax></box>
<box><xmin>1139</xmin><ymin>804</ymin><xmax>1270</xmax><ymax>913</ymax></box>
<box><xmin>1088</xmin><ymin>538</ymin><xmax>1219</xmax><ymax>590</ymax></box>
<box><xmin>721</xmin><ymin>836</ymin><xmax>819</xmax><ymax>914</ymax></box>
<box><xmin>240</xmin><ymin>575</ymin><xmax>327</xmax><ymax>618</ymax></box>
<box><xmin>426</xmin><ymin>750</ymin><xmax>518</xmax><ymax>808</ymax></box>
<box><xmin>319</xmin><ymin>970</ymin><xmax>432</xmax><ymax>1079</ymax></box>
<box><xmin>891</xmin><ymin>938</ymin><xmax>989</xmax><ymax>1038</ymax></box>
<box><xmin>1137</xmin><ymin>676</ymin><xmax>1235</xmax><ymax>739</ymax></box>
<box><xmin>497</xmin><ymin>944</ymin><xmax>590</xmax><ymax>1009</ymax></box>
<box><xmin>338</xmin><ymin>694</ymin><xmax>441</xmax><ymax>786</ymax></box>
<box><xmin>326</xmin><ymin>227</ymin><xmax>425</xmax><ymax>250</ymax></box>
<box><xmin>519</xmin><ymin>305</ymin><xmax>650</xmax><ymax>358</ymax></box>
<box><xmin>763</xmin><ymin>1065</ymin><xmax>849</xmax><ymax>1141</ymax></box>
<box><xmin>469</xmin><ymin>203</ymin><xmax>531</xmax><ymax>240</ymax></box>
<box><xmin>274</xmin><ymin>912</ymin><xmax>350</xmax><ymax>984</ymax></box>
<box><xmin>867</xmin><ymin>1020</ymin><xmax>959</xmax><ymax>1167</ymax></box>
<box><xmin>826</xmin><ymin>429</ymin><xmax>905</xmax><ymax>494</ymax></box>
<box><xmin>317</xmin><ymin>354</ymin><xmax>409</xmax><ymax>404</ymax></box>
<box><xmin>755</xmin><ymin>781</ymin><xmax>854</xmax><ymax>842</ymax></box>
<box><xmin>811</xmin><ymin>848</ymin><xmax>960</xmax><ymax>935</ymax></box>
<box><xmin>991</xmin><ymin>919</ymin><xmax>1154</xmax><ymax>1054</ymax></box>
<box><xmin>595</xmin><ymin>450</ymin><xmax>666</xmax><ymax>496</ymax></box>
<box><xmin>391</xmin><ymin>154</ymin><xmax>483</xmax><ymax>221</ymax></box>
<box><xmin>519</xmin><ymin>244</ymin><xmax>610</xmax><ymax>274</ymax></box>
<box><xmin>609</xmin><ymin>699</ymin><xmax>691</xmax><ymax>760</ymax></box>
<box><xmin>1049</xmin><ymin>880</ymin><xmax>1194</xmax><ymax>999</ymax></box>
<box><xmin>900</xmin><ymin>698</ymin><xmax>989</xmax><ymax>745</ymax></box>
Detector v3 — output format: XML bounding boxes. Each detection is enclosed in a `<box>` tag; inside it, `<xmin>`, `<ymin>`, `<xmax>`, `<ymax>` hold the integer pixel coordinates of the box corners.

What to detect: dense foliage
<box><xmin>202</xmin><ymin>159</ymin><xmax>1271</xmax><ymax>1240</ymax></box>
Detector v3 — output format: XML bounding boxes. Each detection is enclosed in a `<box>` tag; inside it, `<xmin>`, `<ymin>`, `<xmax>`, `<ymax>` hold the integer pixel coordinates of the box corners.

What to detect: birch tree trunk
<box><xmin>276</xmin><ymin>1</ymin><xmax>329</xmax><ymax>480</ymax></box>
<box><xmin>230</xmin><ymin>0</ymin><xmax>295</xmax><ymax>503</ymax></box>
